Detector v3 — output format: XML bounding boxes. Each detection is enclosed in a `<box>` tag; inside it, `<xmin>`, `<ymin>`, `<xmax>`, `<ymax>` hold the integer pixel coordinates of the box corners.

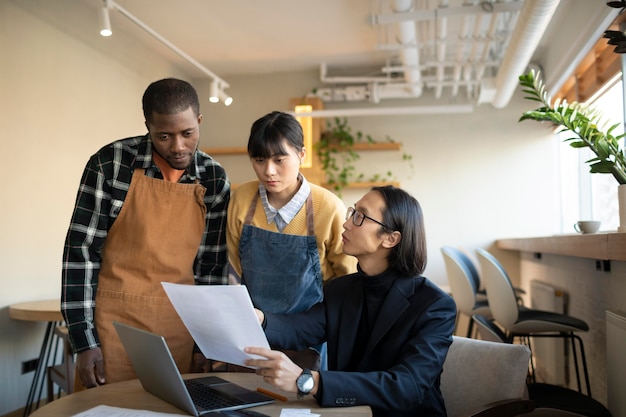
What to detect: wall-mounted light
<box><xmin>99</xmin><ymin>0</ymin><xmax>112</xmax><ymax>37</ymax></box>
<box><xmin>294</xmin><ymin>105</ymin><xmax>313</xmax><ymax>168</ymax></box>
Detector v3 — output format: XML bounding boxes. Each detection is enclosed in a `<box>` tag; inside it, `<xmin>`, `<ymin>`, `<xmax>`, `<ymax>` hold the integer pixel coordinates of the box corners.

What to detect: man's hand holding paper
<box><xmin>161</xmin><ymin>283</ymin><xmax>270</xmax><ymax>368</ymax></box>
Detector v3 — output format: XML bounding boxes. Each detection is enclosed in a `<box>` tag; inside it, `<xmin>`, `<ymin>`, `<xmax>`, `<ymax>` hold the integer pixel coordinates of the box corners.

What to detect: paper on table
<box><xmin>71</xmin><ymin>404</ymin><xmax>187</xmax><ymax>416</ymax></box>
<box><xmin>280</xmin><ymin>410</ymin><xmax>321</xmax><ymax>417</ymax></box>
<box><xmin>161</xmin><ymin>282</ymin><xmax>270</xmax><ymax>368</ymax></box>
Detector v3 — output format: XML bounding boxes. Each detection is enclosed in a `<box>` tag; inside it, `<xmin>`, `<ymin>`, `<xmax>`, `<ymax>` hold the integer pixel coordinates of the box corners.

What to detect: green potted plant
<box><xmin>315</xmin><ymin>117</ymin><xmax>411</xmax><ymax>196</ymax></box>
<box><xmin>518</xmin><ymin>69</ymin><xmax>626</xmax><ymax>231</ymax></box>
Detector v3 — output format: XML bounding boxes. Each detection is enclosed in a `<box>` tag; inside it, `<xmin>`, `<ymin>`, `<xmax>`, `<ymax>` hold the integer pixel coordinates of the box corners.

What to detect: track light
<box><xmin>96</xmin><ymin>0</ymin><xmax>233</xmax><ymax>105</ymax></box>
<box><xmin>209</xmin><ymin>80</ymin><xmax>232</xmax><ymax>106</ymax></box>
<box><xmin>209</xmin><ymin>80</ymin><xmax>219</xmax><ymax>103</ymax></box>
<box><xmin>99</xmin><ymin>1</ymin><xmax>112</xmax><ymax>37</ymax></box>
<box><xmin>218</xmin><ymin>90</ymin><xmax>233</xmax><ymax>106</ymax></box>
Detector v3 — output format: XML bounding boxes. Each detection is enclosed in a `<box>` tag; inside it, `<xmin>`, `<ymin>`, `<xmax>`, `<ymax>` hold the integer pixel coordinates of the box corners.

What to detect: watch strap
<box><xmin>296</xmin><ymin>368</ymin><xmax>313</xmax><ymax>400</ymax></box>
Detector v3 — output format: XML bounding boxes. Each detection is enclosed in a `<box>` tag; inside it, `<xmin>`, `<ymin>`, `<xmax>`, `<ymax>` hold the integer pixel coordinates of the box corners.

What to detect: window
<box><xmin>559</xmin><ymin>73</ymin><xmax>624</xmax><ymax>232</ymax></box>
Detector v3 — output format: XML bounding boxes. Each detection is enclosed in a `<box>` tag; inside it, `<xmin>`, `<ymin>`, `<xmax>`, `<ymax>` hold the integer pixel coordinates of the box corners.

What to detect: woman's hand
<box><xmin>244</xmin><ymin>347</ymin><xmax>303</xmax><ymax>393</ymax></box>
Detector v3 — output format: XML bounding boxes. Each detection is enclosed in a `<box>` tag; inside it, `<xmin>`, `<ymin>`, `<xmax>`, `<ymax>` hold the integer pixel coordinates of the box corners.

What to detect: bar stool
<box><xmin>472</xmin><ymin>314</ymin><xmax>611</xmax><ymax>417</ymax></box>
<box><xmin>475</xmin><ymin>249</ymin><xmax>592</xmax><ymax>397</ymax></box>
<box><xmin>46</xmin><ymin>325</ymin><xmax>74</xmax><ymax>402</ymax></box>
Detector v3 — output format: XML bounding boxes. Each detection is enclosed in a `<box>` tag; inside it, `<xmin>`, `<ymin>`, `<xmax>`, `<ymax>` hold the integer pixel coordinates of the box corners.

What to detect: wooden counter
<box><xmin>496</xmin><ymin>232</ymin><xmax>626</xmax><ymax>261</ymax></box>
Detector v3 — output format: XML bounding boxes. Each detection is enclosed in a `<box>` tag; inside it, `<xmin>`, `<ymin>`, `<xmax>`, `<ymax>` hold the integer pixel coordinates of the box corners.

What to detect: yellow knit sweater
<box><xmin>227</xmin><ymin>180</ymin><xmax>357</xmax><ymax>281</ymax></box>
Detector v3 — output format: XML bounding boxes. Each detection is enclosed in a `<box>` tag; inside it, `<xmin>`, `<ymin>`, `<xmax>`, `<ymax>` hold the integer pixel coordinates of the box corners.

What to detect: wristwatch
<box><xmin>296</xmin><ymin>368</ymin><xmax>314</xmax><ymax>399</ymax></box>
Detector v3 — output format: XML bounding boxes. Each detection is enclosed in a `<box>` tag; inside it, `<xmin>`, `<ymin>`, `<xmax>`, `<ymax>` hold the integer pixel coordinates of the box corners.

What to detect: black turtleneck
<box><xmin>348</xmin><ymin>265</ymin><xmax>400</xmax><ymax>370</ymax></box>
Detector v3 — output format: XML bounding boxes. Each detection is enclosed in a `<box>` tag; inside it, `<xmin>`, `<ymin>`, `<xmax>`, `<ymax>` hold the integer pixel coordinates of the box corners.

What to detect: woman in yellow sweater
<box><xmin>227</xmin><ymin>111</ymin><xmax>357</xmax><ymax>370</ymax></box>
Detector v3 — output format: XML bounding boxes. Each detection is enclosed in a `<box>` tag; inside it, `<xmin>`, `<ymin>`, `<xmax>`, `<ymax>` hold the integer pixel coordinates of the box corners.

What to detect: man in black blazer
<box><xmin>245</xmin><ymin>186</ymin><xmax>457</xmax><ymax>417</ymax></box>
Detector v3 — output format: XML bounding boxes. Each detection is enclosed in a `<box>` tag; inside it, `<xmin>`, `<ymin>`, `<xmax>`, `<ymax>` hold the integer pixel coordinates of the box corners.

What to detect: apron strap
<box><xmin>244</xmin><ymin>191</ymin><xmax>314</xmax><ymax>236</ymax></box>
<box><xmin>305</xmin><ymin>194</ymin><xmax>314</xmax><ymax>236</ymax></box>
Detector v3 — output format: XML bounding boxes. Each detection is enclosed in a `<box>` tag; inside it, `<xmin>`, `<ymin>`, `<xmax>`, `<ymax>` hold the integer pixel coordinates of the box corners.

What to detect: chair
<box><xmin>475</xmin><ymin>249</ymin><xmax>591</xmax><ymax>397</ymax></box>
<box><xmin>440</xmin><ymin>336</ymin><xmax>535</xmax><ymax>417</ymax></box>
<box><xmin>441</xmin><ymin>246</ymin><xmax>492</xmax><ymax>337</ymax></box>
<box><xmin>472</xmin><ymin>314</ymin><xmax>612</xmax><ymax>417</ymax></box>
<box><xmin>47</xmin><ymin>325</ymin><xmax>74</xmax><ymax>402</ymax></box>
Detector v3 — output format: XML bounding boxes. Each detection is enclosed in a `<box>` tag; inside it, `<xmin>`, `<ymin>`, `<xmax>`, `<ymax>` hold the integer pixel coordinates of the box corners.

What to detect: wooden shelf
<box><xmin>324</xmin><ymin>181</ymin><xmax>400</xmax><ymax>189</ymax></box>
<box><xmin>326</xmin><ymin>143</ymin><xmax>402</xmax><ymax>151</ymax></box>
<box><xmin>203</xmin><ymin>142</ymin><xmax>401</xmax><ymax>156</ymax></box>
<box><xmin>497</xmin><ymin>232</ymin><xmax>626</xmax><ymax>261</ymax></box>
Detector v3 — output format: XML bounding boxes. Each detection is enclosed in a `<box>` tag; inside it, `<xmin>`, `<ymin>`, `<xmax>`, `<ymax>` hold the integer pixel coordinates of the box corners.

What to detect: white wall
<box><xmin>0</xmin><ymin>2</ymin><xmax>191</xmax><ymax>413</ymax></box>
<box><xmin>516</xmin><ymin>253</ymin><xmax>626</xmax><ymax>408</ymax></box>
<box><xmin>0</xmin><ymin>1</ymin><xmax>563</xmax><ymax>414</ymax></box>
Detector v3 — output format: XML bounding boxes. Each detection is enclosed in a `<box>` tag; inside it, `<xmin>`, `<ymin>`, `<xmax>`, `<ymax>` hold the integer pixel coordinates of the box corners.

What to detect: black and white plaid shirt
<box><xmin>61</xmin><ymin>134</ymin><xmax>230</xmax><ymax>352</ymax></box>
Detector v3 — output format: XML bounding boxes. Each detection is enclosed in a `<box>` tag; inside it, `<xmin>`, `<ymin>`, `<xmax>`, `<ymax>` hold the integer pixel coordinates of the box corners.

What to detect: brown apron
<box><xmin>81</xmin><ymin>168</ymin><xmax>206</xmax><ymax>387</ymax></box>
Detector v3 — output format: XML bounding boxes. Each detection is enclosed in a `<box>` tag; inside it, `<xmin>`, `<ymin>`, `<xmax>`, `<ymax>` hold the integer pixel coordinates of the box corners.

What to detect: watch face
<box><xmin>297</xmin><ymin>373</ymin><xmax>314</xmax><ymax>393</ymax></box>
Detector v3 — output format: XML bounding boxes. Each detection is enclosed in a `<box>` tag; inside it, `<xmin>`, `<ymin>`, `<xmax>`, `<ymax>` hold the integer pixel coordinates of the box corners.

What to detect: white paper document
<box><xmin>161</xmin><ymin>282</ymin><xmax>270</xmax><ymax>368</ymax></box>
<box><xmin>71</xmin><ymin>404</ymin><xmax>187</xmax><ymax>416</ymax></box>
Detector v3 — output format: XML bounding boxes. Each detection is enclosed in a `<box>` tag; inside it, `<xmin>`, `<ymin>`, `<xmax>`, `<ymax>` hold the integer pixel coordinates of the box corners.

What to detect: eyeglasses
<box><xmin>346</xmin><ymin>207</ymin><xmax>393</xmax><ymax>230</ymax></box>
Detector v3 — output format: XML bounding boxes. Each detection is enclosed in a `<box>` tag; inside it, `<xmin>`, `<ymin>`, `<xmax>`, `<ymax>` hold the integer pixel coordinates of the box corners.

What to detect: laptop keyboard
<box><xmin>185</xmin><ymin>379</ymin><xmax>246</xmax><ymax>410</ymax></box>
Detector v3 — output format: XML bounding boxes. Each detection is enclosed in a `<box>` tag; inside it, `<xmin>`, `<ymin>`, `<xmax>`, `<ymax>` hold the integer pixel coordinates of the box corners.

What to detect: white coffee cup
<box><xmin>574</xmin><ymin>220</ymin><xmax>601</xmax><ymax>234</ymax></box>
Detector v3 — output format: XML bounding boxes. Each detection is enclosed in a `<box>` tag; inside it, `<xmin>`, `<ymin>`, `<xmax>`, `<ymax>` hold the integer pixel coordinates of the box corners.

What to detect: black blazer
<box><xmin>264</xmin><ymin>270</ymin><xmax>457</xmax><ymax>417</ymax></box>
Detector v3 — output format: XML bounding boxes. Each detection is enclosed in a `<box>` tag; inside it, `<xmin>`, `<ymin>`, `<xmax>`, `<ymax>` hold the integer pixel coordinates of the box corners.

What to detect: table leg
<box><xmin>23</xmin><ymin>321</ymin><xmax>61</xmax><ymax>417</ymax></box>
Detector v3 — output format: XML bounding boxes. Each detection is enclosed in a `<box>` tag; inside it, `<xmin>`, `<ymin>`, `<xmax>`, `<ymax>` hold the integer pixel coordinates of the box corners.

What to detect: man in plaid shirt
<box><xmin>61</xmin><ymin>78</ymin><xmax>229</xmax><ymax>389</ymax></box>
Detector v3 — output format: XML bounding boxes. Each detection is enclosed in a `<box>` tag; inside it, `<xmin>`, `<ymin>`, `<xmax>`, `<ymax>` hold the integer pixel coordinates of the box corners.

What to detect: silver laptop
<box><xmin>113</xmin><ymin>321</ymin><xmax>275</xmax><ymax>416</ymax></box>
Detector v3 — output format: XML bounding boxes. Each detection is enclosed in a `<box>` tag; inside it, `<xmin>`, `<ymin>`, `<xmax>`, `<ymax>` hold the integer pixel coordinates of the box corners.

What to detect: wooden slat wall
<box><xmin>555</xmin><ymin>18</ymin><xmax>624</xmax><ymax>103</ymax></box>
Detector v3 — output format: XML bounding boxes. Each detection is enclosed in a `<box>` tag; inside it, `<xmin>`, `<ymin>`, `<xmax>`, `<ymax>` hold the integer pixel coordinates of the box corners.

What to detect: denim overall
<box><xmin>239</xmin><ymin>192</ymin><xmax>325</xmax><ymax>368</ymax></box>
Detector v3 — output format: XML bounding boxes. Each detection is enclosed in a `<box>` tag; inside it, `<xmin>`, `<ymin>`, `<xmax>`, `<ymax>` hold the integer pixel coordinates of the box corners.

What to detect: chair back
<box><xmin>441</xmin><ymin>336</ymin><xmax>531</xmax><ymax>417</ymax></box>
<box><xmin>475</xmin><ymin>249</ymin><xmax>520</xmax><ymax>330</ymax></box>
<box><xmin>441</xmin><ymin>247</ymin><xmax>481</xmax><ymax>316</ymax></box>
<box><xmin>472</xmin><ymin>314</ymin><xmax>511</xmax><ymax>343</ymax></box>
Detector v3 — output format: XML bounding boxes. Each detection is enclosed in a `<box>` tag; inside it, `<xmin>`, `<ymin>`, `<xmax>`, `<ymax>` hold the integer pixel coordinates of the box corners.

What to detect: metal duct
<box><xmin>393</xmin><ymin>0</ymin><xmax>422</xmax><ymax>96</ymax></box>
<box><xmin>318</xmin><ymin>0</ymin><xmax>555</xmax><ymax>109</ymax></box>
<box><xmin>488</xmin><ymin>0</ymin><xmax>561</xmax><ymax>108</ymax></box>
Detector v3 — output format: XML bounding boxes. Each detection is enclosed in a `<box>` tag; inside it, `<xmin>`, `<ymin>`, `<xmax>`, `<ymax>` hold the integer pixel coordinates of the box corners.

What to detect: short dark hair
<box><xmin>142</xmin><ymin>78</ymin><xmax>200</xmax><ymax>123</ymax></box>
<box><xmin>372</xmin><ymin>185</ymin><xmax>427</xmax><ymax>276</ymax></box>
<box><xmin>247</xmin><ymin>111</ymin><xmax>303</xmax><ymax>158</ymax></box>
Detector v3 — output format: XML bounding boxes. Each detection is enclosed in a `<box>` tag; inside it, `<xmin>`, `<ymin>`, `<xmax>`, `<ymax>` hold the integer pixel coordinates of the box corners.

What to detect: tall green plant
<box><xmin>519</xmin><ymin>70</ymin><xmax>626</xmax><ymax>185</ymax></box>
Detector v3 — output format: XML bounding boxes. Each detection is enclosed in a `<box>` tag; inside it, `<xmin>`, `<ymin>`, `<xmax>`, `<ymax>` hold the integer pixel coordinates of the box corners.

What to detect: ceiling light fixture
<box><xmin>99</xmin><ymin>0</ymin><xmax>112</xmax><ymax>37</ymax></box>
<box><xmin>209</xmin><ymin>80</ymin><xmax>219</xmax><ymax>103</ymax></box>
<box><xmin>97</xmin><ymin>0</ymin><xmax>231</xmax><ymax>106</ymax></box>
<box><xmin>218</xmin><ymin>90</ymin><xmax>233</xmax><ymax>106</ymax></box>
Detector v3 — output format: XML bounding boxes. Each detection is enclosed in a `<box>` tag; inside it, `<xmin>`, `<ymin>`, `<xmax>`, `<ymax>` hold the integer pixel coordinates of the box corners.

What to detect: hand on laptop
<box><xmin>76</xmin><ymin>347</ymin><xmax>106</xmax><ymax>388</ymax></box>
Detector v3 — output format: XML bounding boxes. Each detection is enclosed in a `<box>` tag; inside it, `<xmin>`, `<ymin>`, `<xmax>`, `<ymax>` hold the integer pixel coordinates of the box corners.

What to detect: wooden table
<box><xmin>30</xmin><ymin>373</ymin><xmax>372</xmax><ymax>417</ymax></box>
<box><xmin>10</xmin><ymin>299</ymin><xmax>64</xmax><ymax>416</ymax></box>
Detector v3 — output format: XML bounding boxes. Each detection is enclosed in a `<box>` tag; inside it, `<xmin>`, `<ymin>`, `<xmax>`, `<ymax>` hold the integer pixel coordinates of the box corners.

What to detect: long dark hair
<box><xmin>372</xmin><ymin>186</ymin><xmax>426</xmax><ymax>276</ymax></box>
<box><xmin>247</xmin><ymin>111</ymin><xmax>304</xmax><ymax>158</ymax></box>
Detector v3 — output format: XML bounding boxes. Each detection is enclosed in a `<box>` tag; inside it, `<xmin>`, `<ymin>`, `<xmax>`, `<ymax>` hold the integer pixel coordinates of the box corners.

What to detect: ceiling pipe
<box><xmin>435</xmin><ymin>0</ymin><xmax>449</xmax><ymax>98</ymax></box>
<box><xmin>319</xmin><ymin>63</ymin><xmax>390</xmax><ymax>84</ymax></box>
<box><xmin>487</xmin><ymin>0</ymin><xmax>561</xmax><ymax>108</ymax></box>
<box><xmin>286</xmin><ymin>104</ymin><xmax>474</xmax><ymax>118</ymax></box>
<box><xmin>392</xmin><ymin>0</ymin><xmax>422</xmax><ymax>96</ymax></box>
<box><xmin>452</xmin><ymin>11</ymin><xmax>473</xmax><ymax>97</ymax></box>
